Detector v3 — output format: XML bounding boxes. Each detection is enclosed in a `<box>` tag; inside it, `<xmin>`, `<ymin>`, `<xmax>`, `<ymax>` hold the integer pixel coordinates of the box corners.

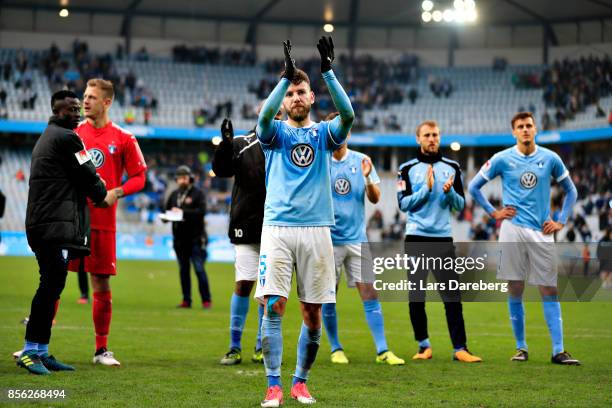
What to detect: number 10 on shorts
<box><xmin>258</xmin><ymin>254</ymin><xmax>267</xmax><ymax>287</ymax></box>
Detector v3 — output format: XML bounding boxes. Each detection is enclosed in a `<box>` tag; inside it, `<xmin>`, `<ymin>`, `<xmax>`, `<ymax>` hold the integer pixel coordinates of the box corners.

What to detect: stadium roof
<box><xmin>3</xmin><ymin>0</ymin><xmax>612</xmax><ymax>28</ymax></box>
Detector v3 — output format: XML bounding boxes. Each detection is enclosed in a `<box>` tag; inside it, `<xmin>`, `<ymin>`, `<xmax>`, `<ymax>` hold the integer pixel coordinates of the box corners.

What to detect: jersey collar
<box><xmin>332</xmin><ymin>149</ymin><xmax>350</xmax><ymax>162</ymax></box>
<box><xmin>514</xmin><ymin>144</ymin><xmax>539</xmax><ymax>157</ymax></box>
<box><xmin>417</xmin><ymin>148</ymin><xmax>442</xmax><ymax>164</ymax></box>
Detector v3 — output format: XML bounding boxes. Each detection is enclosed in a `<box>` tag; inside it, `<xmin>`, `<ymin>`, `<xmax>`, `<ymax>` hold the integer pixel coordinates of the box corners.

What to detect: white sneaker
<box><xmin>12</xmin><ymin>349</ymin><xmax>23</xmax><ymax>360</ymax></box>
<box><xmin>93</xmin><ymin>350</ymin><xmax>121</xmax><ymax>366</ymax></box>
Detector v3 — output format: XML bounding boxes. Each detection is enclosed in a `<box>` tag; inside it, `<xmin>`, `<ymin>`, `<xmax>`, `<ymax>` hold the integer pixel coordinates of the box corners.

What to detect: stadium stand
<box><xmin>2</xmin><ymin>43</ymin><xmax>612</xmax><ymax>134</ymax></box>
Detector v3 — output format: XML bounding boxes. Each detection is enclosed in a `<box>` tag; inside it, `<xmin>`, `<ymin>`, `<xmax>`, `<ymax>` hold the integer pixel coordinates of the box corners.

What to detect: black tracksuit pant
<box><xmin>25</xmin><ymin>247</ymin><xmax>69</xmax><ymax>344</ymax></box>
<box><xmin>174</xmin><ymin>240</ymin><xmax>211</xmax><ymax>304</ymax></box>
<box><xmin>405</xmin><ymin>235</ymin><xmax>467</xmax><ymax>350</ymax></box>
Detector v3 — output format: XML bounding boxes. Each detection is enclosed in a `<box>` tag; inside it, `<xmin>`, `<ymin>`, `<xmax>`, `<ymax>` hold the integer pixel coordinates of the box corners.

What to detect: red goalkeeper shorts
<box><xmin>68</xmin><ymin>230</ymin><xmax>117</xmax><ymax>275</ymax></box>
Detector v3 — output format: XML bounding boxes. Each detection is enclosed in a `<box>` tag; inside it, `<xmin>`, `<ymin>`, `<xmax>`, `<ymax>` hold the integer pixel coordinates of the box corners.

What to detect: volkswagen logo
<box><xmin>334</xmin><ymin>178</ymin><xmax>351</xmax><ymax>195</ymax></box>
<box><xmin>89</xmin><ymin>148</ymin><xmax>105</xmax><ymax>168</ymax></box>
<box><xmin>520</xmin><ymin>171</ymin><xmax>537</xmax><ymax>189</ymax></box>
<box><xmin>290</xmin><ymin>144</ymin><xmax>314</xmax><ymax>167</ymax></box>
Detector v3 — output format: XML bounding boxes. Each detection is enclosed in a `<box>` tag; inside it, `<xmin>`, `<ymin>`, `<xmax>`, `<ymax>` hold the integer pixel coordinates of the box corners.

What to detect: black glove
<box><xmin>221</xmin><ymin>118</ymin><xmax>233</xmax><ymax>144</ymax></box>
<box><xmin>317</xmin><ymin>36</ymin><xmax>335</xmax><ymax>73</ymax></box>
<box><xmin>282</xmin><ymin>40</ymin><xmax>296</xmax><ymax>80</ymax></box>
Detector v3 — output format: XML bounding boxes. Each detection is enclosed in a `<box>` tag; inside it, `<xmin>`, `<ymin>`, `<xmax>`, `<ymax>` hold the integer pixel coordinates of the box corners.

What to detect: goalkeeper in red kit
<box><xmin>68</xmin><ymin>78</ymin><xmax>147</xmax><ymax>366</ymax></box>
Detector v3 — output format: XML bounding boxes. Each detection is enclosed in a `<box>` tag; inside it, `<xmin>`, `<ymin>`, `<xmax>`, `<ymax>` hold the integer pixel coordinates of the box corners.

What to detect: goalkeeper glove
<box><xmin>317</xmin><ymin>36</ymin><xmax>335</xmax><ymax>73</ymax></box>
<box><xmin>281</xmin><ymin>40</ymin><xmax>296</xmax><ymax>81</ymax></box>
<box><xmin>221</xmin><ymin>118</ymin><xmax>233</xmax><ymax>144</ymax></box>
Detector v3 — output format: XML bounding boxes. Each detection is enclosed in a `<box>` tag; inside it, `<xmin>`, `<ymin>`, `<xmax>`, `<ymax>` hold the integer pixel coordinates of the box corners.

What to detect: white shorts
<box><xmin>254</xmin><ymin>225</ymin><xmax>336</xmax><ymax>304</ymax></box>
<box><xmin>333</xmin><ymin>244</ymin><xmax>375</xmax><ymax>288</ymax></box>
<box><xmin>234</xmin><ymin>244</ymin><xmax>260</xmax><ymax>282</ymax></box>
<box><xmin>497</xmin><ymin>220</ymin><xmax>557</xmax><ymax>287</ymax></box>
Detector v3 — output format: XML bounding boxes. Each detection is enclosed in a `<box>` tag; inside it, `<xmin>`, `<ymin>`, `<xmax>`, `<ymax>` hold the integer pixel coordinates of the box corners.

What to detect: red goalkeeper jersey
<box><xmin>76</xmin><ymin>120</ymin><xmax>147</xmax><ymax>232</ymax></box>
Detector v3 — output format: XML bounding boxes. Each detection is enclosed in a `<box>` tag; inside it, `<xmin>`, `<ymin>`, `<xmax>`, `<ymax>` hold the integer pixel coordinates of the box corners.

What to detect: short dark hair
<box><xmin>511</xmin><ymin>111</ymin><xmax>535</xmax><ymax>129</ymax></box>
<box><xmin>50</xmin><ymin>90</ymin><xmax>78</xmax><ymax>113</ymax></box>
<box><xmin>291</xmin><ymin>69</ymin><xmax>310</xmax><ymax>86</ymax></box>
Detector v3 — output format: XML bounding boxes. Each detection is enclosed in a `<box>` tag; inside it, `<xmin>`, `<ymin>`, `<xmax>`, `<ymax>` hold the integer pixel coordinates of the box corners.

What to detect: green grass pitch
<box><xmin>0</xmin><ymin>256</ymin><xmax>610</xmax><ymax>407</ymax></box>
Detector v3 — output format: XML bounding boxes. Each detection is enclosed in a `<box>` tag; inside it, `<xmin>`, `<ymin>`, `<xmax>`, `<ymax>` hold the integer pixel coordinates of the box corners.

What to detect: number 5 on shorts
<box><xmin>259</xmin><ymin>254</ymin><xmax>267</xmax><ymax>287</ymax></box>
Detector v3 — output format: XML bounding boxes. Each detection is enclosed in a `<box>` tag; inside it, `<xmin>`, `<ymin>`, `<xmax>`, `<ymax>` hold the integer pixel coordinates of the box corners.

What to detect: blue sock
<box><xmin>542</xmin><ymin>295</ymin><xmax>564</xmax><ymax>355</ymax></box>
<box><xmin>38</xmin><ymin>343</ymin><xmax>49</xmax><ymax>356</ymax></box>
<box><xmin>418</xmin><ymin>338</ymin><xmax>431</xmax><ymax>349</ymax></box>
<box><xmin>293</xmin><ymin>322</ymin><xmax>321</xmax><ymax>384</ymax></box>
<box><xmin>267</xmin><ymin>376</ymin><xmax>281</xmax><ymax>387</ymax></box>
<box><xmin>23</xmin><ymin>341</ymin><xmax>38</xmax><ymax>353</ymax></box>
<box><xmin>229</xmin><ymin>293</ymin><xmax>250</xmax><ymax>350</ymax></box>
<box><xmin>256</xmin><ymin>303</ymin><xmax>264</xmax><ymax>351</ymax></box>
<box><xmin>322</xmin><ymin>303</ymin><xmax>342</xmax><ymax>352</ymax></box>
<box><xmin>508</xmin><ymin>296</ymin><xmax>527</xmax><ymax>350</ymax></box>
<box><xmin>363</xmin><ymin>299</ymin><xmax>388</xmax><ymax>354</ymax></box>
<box><xmin>262</xmin><ymin>316</ymin><xmax>283</xmax><ymax>386</ymax></box>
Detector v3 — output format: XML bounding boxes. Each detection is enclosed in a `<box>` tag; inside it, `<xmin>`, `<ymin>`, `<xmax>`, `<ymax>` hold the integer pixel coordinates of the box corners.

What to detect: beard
<box><xmin>288</xmin><ymin>104</ymin><xmax>310</xmax><ymax>122</ymax></box>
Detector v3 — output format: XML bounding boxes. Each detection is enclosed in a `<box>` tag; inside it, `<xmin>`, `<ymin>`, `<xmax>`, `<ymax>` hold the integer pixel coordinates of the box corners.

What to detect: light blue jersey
<box><xmin>479</xmin><ymin>145</ymin><xmax>569</xmax><ymax>230</ymax></box>
<box><xmin>330</xmin><ymin>149</ymin><xmax>380</xmax><ymax>244</ymax></box>
<box><xmin>260</xmin><ymin>120</ymin><xmax>342</xmax><ymax>226</ymax></box>
<box><xmin>397</xmin><ymin>150</ymin><xmax>465</xmax><ymax>238</ymax></box>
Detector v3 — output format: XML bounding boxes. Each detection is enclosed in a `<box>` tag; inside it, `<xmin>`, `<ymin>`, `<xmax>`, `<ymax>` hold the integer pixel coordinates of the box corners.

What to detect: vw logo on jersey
<box><xmin>89</xmin><ymin>148</ymin><xmax>105</xmax><ymax>168</ymax></box>
<box><xmin>334</xmin><ymin>177</ymin><xmax>351</xmax><ymax>195</ymax></box>
<box><xmin>520</xmin><ymin>171</ymin><xmax>537</xmax><ymax>189</ymax></box>
<box><xmin>291</xmin><ymin>144</ymin><xmax>315</xmax><ymax>167</ymax></box>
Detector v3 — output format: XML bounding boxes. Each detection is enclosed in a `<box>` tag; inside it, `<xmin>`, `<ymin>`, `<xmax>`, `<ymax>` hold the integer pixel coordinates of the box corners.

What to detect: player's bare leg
<box><xmin>91</xmin><ymin>274</ymin><xmax>119</xmax><ymax>366</ymax></box>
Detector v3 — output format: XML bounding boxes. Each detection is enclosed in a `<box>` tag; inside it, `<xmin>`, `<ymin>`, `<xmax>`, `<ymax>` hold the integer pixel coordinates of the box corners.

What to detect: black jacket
<box><xmin>166</xmin><ymin>185</ymin><xmax>207</xmax><ymax>245</ymax></box>
<box><xmin>26</xmin><ymin>116</ymin><xmax>107</xmax><ymax>256</ymax></box>
<box><xmin>212</xmin><ymin>129</ymin><xmax>265</xmax><ymax>244</ymax></box>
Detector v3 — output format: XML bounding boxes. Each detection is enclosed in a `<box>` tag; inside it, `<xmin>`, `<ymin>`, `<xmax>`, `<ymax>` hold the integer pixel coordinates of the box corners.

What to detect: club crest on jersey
<box><xmin>291</xmin><ymin>143</ymin><xmax>314</xmax><ymax>167</ymax></box>
<box><xmin>351</xmin><ymin>167</ymin><xmax>357</xmax><ymax>174</ymax></box>
<box><xmin>108</xmin><ymin>143</ymin><xmax>117</xmax><ymax>154</ymax></box>
<box><xmin>89</xmin><ymin>148</ymin><xmax>105</xmax><ymax>168</ymax></box>
<box><xmin>334</xmin><ymin>178</ymin><xmax>351</xmax><ymax>195</ymax></box>
<box><xmin>520</xmin><ymin>171</ymin><xmax>538</xmax><ymax>189</ymax></box>
<box><xmin>537</xmin><ymin>161</ymin><xmax>544</xmax><ymax>168</ymax></box>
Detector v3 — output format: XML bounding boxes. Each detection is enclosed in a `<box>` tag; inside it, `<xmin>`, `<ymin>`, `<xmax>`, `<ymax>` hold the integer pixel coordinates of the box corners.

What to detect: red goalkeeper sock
<box><xmin>93</xmin><ymin>291</ymin><xmax>112</xmax><ymax>351</ymax></box>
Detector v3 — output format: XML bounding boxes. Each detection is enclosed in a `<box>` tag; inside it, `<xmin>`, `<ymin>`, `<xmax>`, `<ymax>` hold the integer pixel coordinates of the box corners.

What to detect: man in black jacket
<box><xmin>212</xmin><ymin>117</ymin><xmax>268</xmax><ymax>365</ymax></box>
<box><xmin>18</xmin><ymin>90</ymin><xmax>110</xmax><ymax>375</ymax></box>
<box><xmin>165</xmin><ymin>165</ymin><xmax>211</xmax><ymax>308</ymax></box>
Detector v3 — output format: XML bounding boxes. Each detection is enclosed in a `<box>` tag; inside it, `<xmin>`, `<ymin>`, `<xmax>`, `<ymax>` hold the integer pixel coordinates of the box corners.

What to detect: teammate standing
<box><xmin>397</xmin><ymin>120</ymin><xmax>482</xmax><ymax>363</ymax></box>
<box><xmin>68</xmin><ymin>78</ymin><xmax>147</xmax><ymax>366</ymax></box>
<box><xmin>322</xmin><ymin>111</ymin><xmax>404</xmax><ymax>366</ymax></box>
<box><xmin>213</xmin><ymin>117</ymin><xmax>271</xmax><ymax>365</ymax></box>
<box><xmin>255</xmin><ymin>37</ymin><xmax>354</xmax><ymax>407</ymax></box>
<box><xmin>468</xmin><ymin>112</ymin><xmax>580</xmax><ymax>365</ymax></box>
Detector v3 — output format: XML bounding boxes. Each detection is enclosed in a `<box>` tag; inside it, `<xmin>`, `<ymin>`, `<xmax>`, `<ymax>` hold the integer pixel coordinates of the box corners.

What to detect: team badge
<box><xmin>537</xmin><ymin>161</ymin><xmax>544</xmax><ymax>168</ymax></box>
<box><xmin>108</xmin><ymin>143</ymin><xmax>117</xmax><ymax>154</ymax></box>
<box><xmin>291</xmin><ymin>144</ymin><xmax>315</xmax><ymax>167</ymax></box>
<box><xmin>520</xmin><ymin>171</ymin><xmax>537</xmax><ymax>189</ymax></box>
<box><xmin>334</xmin><ymin>178</ymin><xmax>351</xmax><ymax>195</ymax></box>
<box><xmin>74</xmin><ymin>149</ymin><xmax>91</xmax><ymax>165</ymax></box>
<box><xmin>351</xmin><ymin>167</ymin><xmax>357</xmax><ymax>174</ymax></box>
<box><xmin>89</xmin><ymin>148</ymin><xmax>105</xmax><ymax>168</ymax></box>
